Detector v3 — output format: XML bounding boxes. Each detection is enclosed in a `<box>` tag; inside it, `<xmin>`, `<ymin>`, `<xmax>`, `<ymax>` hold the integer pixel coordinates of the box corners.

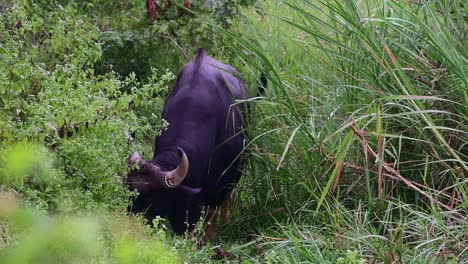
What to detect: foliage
<box><xmin>0</xmin><ymin>1</ymin><xmax>172</xmax><ymax>211</ymax></box>
<box><xmin>279</xmin><ymin>0</ymin><xmax>467</xmax><ymax>210</ymax></box>
<box><xmin>1</xmin><ymin>0</ymin><xmax>467</xmax><ymax>263</ymax></box>
<box><xmin>216</xmin><ymin>0</ymin><xmax>467</xmax><ymax>262</ymax></box>
<box><xmin>67</xmin><ymin>0</ymin><xmax>252</xmax><ymax>78</ymax></box>
<box><xmin>0</xmin><ymin>191</ymin><xmax>181</xmax><ymax>263</ymax></box>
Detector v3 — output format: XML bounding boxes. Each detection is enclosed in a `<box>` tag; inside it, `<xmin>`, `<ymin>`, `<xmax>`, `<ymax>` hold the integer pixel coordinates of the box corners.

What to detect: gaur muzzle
<box><xmin>127</xmin><ymin>147</ymin><xmax>189</xmax><ymax>192</ymax></box>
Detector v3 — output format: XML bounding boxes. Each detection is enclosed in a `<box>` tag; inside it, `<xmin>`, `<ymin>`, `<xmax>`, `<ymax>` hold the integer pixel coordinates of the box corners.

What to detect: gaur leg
<box><xmin>200</xmin><ymin>191</ymin><xmax>234</xmax><ymax>243</ymax></box>
<box><xmin>219</xmin><ymin>191</ymin><xmax>232</xmax><ymax>223</ymax></box>
<box><xmin>202</xmin><ymin>206</ymin><xmax>220</xmax><ymax>242</ymax></box>
<box><xmin>202</xmin><ymin>166</ymin><xmax>242</xmax><ymax>242</ymax></box>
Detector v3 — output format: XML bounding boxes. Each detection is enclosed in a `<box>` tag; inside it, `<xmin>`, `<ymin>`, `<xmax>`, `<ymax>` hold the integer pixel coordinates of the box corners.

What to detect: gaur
<box><xmin>127</xmin><ymin>48</ymin><xmax>250</xmax><ymax>237</ymax></box>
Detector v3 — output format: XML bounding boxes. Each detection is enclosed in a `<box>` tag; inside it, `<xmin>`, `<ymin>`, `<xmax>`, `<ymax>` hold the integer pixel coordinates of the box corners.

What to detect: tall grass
<box><xmin>217</xmin><ymin>0</ymin><xmax>467</xmax><ymax>262</ymax></box>
<box><xmin>284</xmin><ymin>0</ymin><xmax>467</xmax><ymax>210</ymax></box>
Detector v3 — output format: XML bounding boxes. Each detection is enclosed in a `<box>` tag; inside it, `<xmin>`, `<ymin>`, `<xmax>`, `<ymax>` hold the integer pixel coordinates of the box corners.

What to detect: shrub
<box><xmin>0</xmin><ymin>1</ymin><xmax>173</xmax><ymax>211</ymax></box>
<box><xmin>0</xmin><ymin>195</ymin><xmax>181</xmax><ymax>263</ymax></box>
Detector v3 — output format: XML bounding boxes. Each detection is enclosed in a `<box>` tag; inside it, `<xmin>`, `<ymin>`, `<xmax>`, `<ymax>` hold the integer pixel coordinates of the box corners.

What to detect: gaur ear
<box><xmin>128</xmin><ymin>151</ymin><xmax>142</xmax><ymax>166</ymax></box>
<box><xmin>163</xmin><ymin>147</ymin><xmax>189</xmax><ymax>188</ymax></box>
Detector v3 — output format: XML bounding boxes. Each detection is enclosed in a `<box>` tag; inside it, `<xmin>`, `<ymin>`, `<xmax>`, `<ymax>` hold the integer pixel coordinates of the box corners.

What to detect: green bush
<box><xmin>74</xmin><ymin>0</ymin><xmax>251</xmax><ymax>78</ymax></box>
<box><xmin>0</xmin><ymin>195</ymin><xmax>181</xmax><ymax>263</ymax></box>
<box><xmin>0</xmin><ymin>1</ymin><xmax>173</xmax><ymax>211</ymax></box>
<box><xmin>0</xmin><ymin>144</ymin><xmax>64</xmax><ymax>210</ymax></box>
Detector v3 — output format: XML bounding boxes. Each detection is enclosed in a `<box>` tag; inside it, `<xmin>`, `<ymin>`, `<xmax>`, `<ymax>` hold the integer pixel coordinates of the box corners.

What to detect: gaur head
<box><xmin>126</xmin><ymin>147</ymin><xmax>189</xmax><ymax>193</ymax></box>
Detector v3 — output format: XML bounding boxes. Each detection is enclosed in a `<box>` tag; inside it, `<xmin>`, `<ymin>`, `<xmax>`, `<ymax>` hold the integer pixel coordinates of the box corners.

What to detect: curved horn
<box><xmin>164</xmin><ymin>147</ymin><xmax>189</xmax><ymax>188</ymax></box>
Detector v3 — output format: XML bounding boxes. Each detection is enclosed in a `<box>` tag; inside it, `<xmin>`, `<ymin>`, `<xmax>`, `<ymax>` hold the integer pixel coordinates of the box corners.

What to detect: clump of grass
<box><xmin>213</xmin><ymin>0</ymin><xmax>467</xmax><ymax>261</ymax></box>
<box><xmin>270</xmin><ymin>0</ymin><xmax>468</xmax><ymax>211</ymax></box>
<box><xmin>237</xmin><ymin>200</ymin><xmax>465</xmax><ymax>263</ymax></box>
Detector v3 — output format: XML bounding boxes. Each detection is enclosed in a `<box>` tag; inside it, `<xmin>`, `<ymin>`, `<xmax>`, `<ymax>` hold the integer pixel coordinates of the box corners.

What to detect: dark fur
<box><xmin>129</xmin><ymin>49</ymin><xmax>249</xmax><ymax>234</ymax></box>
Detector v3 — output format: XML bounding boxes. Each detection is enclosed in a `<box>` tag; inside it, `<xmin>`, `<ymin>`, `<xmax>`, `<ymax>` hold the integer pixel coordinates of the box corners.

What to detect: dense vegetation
<box><xmin>1</xmin><ymin>0</ymin><xmax>466</xmax><ymax>263</ymax></box>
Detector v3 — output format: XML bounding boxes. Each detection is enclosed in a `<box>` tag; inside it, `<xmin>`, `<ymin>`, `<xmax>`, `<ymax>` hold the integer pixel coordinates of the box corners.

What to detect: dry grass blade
<box><xmin>351</xmin><ymin>120</ymin><xmax>465</xmax><ymax>222</ymax></box>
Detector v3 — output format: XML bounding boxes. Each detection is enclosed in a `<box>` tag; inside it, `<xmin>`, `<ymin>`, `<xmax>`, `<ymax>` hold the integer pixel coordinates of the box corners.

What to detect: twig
<box><xmin>343</xmin><ymin>162</ymin><xmax>459</xmax><ymax>203</ymax></box>
<box><xmin>351</xmin><ymin>120</ymin><xmax>466</xmax><ymax>223</ymax></box>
